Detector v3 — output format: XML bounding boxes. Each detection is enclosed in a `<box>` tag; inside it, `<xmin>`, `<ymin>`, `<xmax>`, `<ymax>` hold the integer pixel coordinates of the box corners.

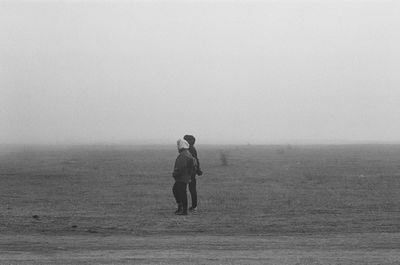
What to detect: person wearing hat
<box><xmin>183</xmin><ymin>135</ymin><xmax>203</xmax><ymax>212</ymax></box>
<box><xmin>172</xmin><ymin>139</ymin><xmax>196</xmax><ymax>215</ymax></box>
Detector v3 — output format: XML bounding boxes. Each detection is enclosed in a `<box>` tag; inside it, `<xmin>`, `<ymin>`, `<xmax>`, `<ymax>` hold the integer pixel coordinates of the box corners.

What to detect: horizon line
<box><xmin>2</xmin><ymin>139</ymin><xmax>400</xmax><ymax>146</ymax></box>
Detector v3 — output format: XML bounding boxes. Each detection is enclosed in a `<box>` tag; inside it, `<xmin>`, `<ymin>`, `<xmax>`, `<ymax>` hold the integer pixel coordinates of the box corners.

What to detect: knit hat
<box><xmin>177</xmin><ymin>139</ymin><xmax>189</xmax><ymax>150</ymax></box>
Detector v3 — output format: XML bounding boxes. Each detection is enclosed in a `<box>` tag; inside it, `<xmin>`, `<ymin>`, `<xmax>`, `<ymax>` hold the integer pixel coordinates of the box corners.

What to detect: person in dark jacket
<box><xmin>172</xmin><ymin>139</ymin><xmax>195</xmax><ymax>215</ymax></box>
<box><xmin>183</xmin><ymin>135</ymin><xmax>203</xmax><ymax>212</ymax></box>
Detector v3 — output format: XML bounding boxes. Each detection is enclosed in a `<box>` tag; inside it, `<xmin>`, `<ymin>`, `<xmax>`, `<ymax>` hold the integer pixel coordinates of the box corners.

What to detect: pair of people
<box><xmin>172</xmin><ymin>135</ymin><xmax>202</xmax><ymax>215</ymax></box>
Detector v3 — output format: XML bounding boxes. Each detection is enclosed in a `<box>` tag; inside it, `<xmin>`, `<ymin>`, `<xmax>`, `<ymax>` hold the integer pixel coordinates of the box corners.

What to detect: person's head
<box><xmin>177</xmin><ymin>139</ymin><xmax>189</xmax><ymax>152</ymax></box>
<box><xmin>183</xmin><ymin>135</ymin><xmax>196</xmax><ymax>146</ymax></box>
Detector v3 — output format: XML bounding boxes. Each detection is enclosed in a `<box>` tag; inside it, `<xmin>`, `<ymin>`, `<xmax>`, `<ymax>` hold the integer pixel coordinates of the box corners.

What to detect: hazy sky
<box><xmin>1</xmin><ymin>0</ymin><xmax>400</xmax><ymax>144</ymax></box>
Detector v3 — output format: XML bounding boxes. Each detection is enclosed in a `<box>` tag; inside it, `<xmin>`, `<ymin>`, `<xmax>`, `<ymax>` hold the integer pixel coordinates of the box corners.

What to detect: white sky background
<box><xmin>1</xmin><ymin>1</ymin><xmax>399</xmax><ymax>145</ymax></box>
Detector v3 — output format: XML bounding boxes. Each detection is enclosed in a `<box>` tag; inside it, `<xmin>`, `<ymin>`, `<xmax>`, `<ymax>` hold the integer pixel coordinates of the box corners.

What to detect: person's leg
<box><xmin>172</xmin><ymin>182</ymin><xmax>179</xmax><ymax>203</ymax></box>
<box><xmin>189</xmin><ymin>177</ymin><xmax>197</xmax><ymax>209</ymax></box>
<box><xmin>176</xmin><ymin>182</ymin><xmax>188</xmax><ymax>215</ymax></box>
<box><xmin>172</xmin><ymin>182</ymin><xmax>182</xmax><ymax>213</ymax></box>
<box><xmin>182</xmin><ymin>182</ymin><xmax>188</xmax><ymax>213</ymax></box>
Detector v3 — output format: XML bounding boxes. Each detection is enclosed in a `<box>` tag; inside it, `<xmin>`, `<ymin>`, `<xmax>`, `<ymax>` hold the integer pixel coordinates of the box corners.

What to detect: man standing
<box><xmin>183</xmin><ymin>135</ymin><xmax>203</xmax><ymax>212</ymax></box>
<box><xmin>172</xmin><ymin>139</ymin><xmax>195</xmax><ymax>215</ymax></box>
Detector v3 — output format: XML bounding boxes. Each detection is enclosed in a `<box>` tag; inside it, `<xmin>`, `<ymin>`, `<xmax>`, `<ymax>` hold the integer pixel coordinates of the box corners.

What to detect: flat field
<box><xmin>1</xmin><ymin>144</ymin><xmax>400</xmax><ymax>264</ymax></box>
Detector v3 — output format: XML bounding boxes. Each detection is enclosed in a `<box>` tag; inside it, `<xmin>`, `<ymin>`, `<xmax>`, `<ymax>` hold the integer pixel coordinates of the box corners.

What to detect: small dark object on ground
<box><xmin>220</xmin><ymin>151</ymin><xmax>228</xmax><ymax>166</ymax></box>
<box><xmin>71</xmin><ymin>225</ymin><xmax>78</xmax><ymax>228</ymax></box>
<box><xmin>32</xmin><ymin>215</ymin><xmax>39</xmax><ymax>219</ymax></box>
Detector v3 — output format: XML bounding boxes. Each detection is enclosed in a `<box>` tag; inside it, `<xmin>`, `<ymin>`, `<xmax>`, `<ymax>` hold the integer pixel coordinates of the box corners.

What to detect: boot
<box><xmin>174</xmin><ymin>203</ymin><xmax>183</xmax><ymax>214</ymax></box>
<box><xmin>176</xmin><ymin>208</ymin><xmax>188</xmax><ymax>215</ymax></box>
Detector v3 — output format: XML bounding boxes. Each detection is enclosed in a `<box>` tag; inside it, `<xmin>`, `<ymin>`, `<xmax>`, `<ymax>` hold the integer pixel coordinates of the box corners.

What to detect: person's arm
<box><xmin>186</xmin><ymin>157</ymin><xmax>195</xmax><ymax>173</ymax></box>
<box><xmin>172</xmin><ymin>157</ymin><xmax>181</xmax><ymax>179</ymax></box>
<box><xmin>193</xmin><ymin>148</ymin><xmax>203</xmax><ymax>175</ymax></box>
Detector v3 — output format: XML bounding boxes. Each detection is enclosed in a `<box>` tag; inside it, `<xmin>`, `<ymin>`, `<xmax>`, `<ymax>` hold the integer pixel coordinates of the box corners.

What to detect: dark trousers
<box><xmin>172</xmin><ymin>181</ymin><xmax>188</xmax><ymax>210</ymax></box>
<box><xmin>189</xmin><ymin>177</ymin><xmax>197</xmax><ymax>208</ymax></box>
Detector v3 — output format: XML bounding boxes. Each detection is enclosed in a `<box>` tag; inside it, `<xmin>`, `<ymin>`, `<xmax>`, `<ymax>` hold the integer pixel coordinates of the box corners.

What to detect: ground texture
<box><xmin>1</xmin><ymin>144</ymin><xmax>400</xmax><ymax>264</ymax></box>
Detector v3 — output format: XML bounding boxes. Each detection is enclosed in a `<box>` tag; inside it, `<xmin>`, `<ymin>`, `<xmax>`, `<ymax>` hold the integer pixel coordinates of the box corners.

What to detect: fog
<box><xmin>1</xmin><ymin>0</ymin><xmax>400</xmax><ymax>145</ymax></box>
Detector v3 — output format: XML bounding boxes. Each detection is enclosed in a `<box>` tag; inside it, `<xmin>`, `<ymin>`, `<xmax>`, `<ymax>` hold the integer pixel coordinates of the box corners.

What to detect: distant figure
<box><xmin>172</xmin><ymin>139</ymin><xmax>195</xmax><ymax>215</ymax></box>
<box><xmin>184</xmin><ymin>135</ymin><xmax>203</xmax><ymax>212</ymax></box>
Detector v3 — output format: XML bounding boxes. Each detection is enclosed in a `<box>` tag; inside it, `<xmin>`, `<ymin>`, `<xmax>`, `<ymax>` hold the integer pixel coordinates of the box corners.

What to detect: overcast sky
<box><xmin>1</xmin><ymin>0</ymin><xmax>399</xmax><ymax>145</ymax></box>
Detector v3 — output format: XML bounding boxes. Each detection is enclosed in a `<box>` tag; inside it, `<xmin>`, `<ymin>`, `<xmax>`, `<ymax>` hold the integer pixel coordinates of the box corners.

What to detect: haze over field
<box><xmin>1</xmin><ymin>0</ymin><xmax>400</xmax><ymax>145</ymax></box>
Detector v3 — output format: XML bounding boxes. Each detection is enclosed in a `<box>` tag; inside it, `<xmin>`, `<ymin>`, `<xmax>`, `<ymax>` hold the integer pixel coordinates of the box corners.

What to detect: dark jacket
<box><xmin>188</xmin><ymin>145</ymin><xmax>202</xmax><ymax>176</ymax></box>
<box><xmin>173</xmin><ymin>149</ymin><xmax>195</xmax><ymax>184</ymax></box>
<box><xmin>183</xmin><ymin>135</ymin><xmax>202</xmax><ymax>177</ymax></box>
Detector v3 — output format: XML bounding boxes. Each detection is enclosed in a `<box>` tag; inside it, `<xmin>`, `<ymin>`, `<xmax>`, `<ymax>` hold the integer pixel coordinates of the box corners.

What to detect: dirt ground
<box><xmin>1</xmin><ymin>233</ymin><xmax>400</xmax><ymax>264</ymax></box>
<box><xmin>1</xmin><ymin>144</ymin><xmax>400</xmax><ymax>264</ymax></box>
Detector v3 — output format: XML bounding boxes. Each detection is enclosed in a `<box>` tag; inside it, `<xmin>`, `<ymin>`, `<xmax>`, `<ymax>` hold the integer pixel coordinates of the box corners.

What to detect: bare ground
<box><xmin>1</xmin><ymin>145</ymin><xmax>400</xmax><ymax>264</ymax></box>
<box><xmin>1</xmin><ymin>233</ymin><xmax>400</xmax><ymax>265</ymax></box>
